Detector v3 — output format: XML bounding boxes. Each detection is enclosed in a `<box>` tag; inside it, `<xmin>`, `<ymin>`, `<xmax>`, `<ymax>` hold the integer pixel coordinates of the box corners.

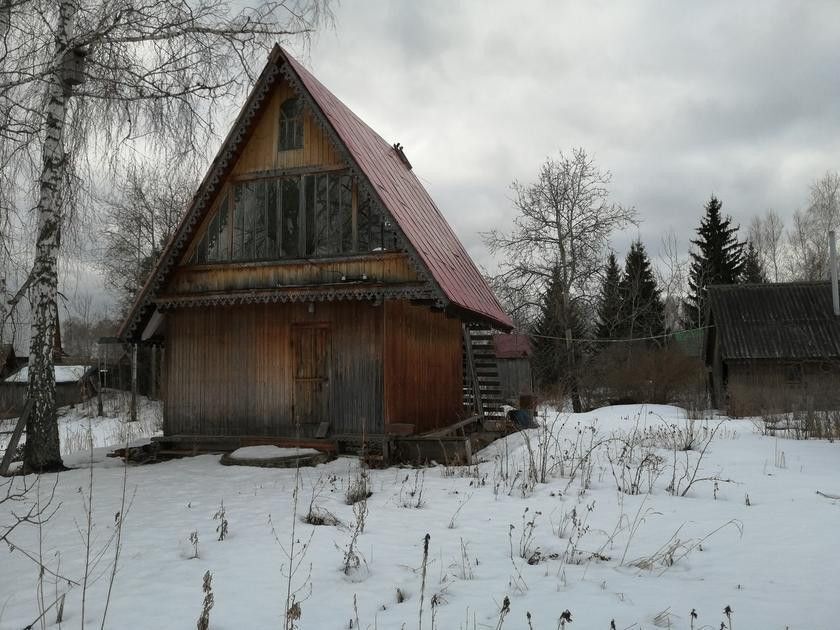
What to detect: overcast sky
<box><xmin>51</xmin><ymin>0</ymin><xmax>840</xmax><ymax>327</ymax></box>
<box><xmin>285</xmin><ymin>0</ymin><xmax>840</xmax><ymax>270</ymax></box>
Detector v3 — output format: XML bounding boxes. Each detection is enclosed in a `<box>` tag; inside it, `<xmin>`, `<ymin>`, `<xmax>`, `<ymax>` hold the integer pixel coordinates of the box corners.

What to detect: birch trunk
<box><xmin>24</xmin><ymin>1</ymin><xmax>74</xmax><ymax>472</ymax></box>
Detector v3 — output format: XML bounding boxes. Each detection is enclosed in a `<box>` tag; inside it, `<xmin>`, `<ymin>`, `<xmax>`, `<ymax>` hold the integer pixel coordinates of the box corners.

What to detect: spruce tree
<box><xmin>741</xmin><ymin>241</ymin><xmax>767</xmax><ymax>283</ymax></box>
<box><xmin>596</xmin><ymin>252</ymin><xmax>623</xmax><ymax>340</ymax></box>
<box><xmin>617</xmin><ymin>240</ymin><xmax>664</xmax><ymax>340</ymax></box>
<box><xmin>684</xmin><ymin>195</ymin><xmax>745</xmax><ymax>327</ymax></box>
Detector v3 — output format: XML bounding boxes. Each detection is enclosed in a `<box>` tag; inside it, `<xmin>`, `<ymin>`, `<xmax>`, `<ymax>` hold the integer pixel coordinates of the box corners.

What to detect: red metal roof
<box><xmin>493</xmin><ymin>333</ymin><xmax>533</xmax><ymax>359</ymax></box>
<box><xmin>281</xmin><ymin>49</ymin><xmax>512</xmax><ymax>330</ymax></box>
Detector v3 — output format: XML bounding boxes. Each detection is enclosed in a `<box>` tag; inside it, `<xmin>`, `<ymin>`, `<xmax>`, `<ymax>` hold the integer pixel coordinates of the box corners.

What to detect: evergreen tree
<box><xmin>684</xmin><ymin>196</ymin><xmax>745</xmax><ymax>327</ymax></box>
<box><xmin>596</xmin><ymin>252</ymin><xmax>623</xmax><ymax>339</ymax></box>
<box><xmin>741</xmin><ymin>241</ymin><xmax>767</xmax><ymax>283</ymax></box>
<box><xmin>532</xmin><ymin>266</ymin><xmax>588</xmax><ymax>402</ymax></box>
<box><xmin>617</xmin><ymin>240</ymin><xmax>665</xmax><ymax>340</ymax></box>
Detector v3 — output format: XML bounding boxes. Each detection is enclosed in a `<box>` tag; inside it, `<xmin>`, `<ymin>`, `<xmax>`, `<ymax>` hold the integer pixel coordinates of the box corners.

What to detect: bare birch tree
<box><xmin>655</xmin><ymin>229</ymin><xmax>687</xmax><ymax>331</ymax></box>
<box><xmin>0</xmin><ymin>0</ymin><xmax>330</xmax><ymax>471</ymax></box>
<box><xmin>748</xmin><ymin>208</ymin><xmax>784</xmax><ymax>282</ymax></box>
<box><xmin>785</xmin><ymin>171</ymin><xmax>840</xmax><ymax>280</ymax></box>
<box><xmin>484</xmin><ymin>148</ymin><xmax>637</xmax><ymax>411</ymax></box>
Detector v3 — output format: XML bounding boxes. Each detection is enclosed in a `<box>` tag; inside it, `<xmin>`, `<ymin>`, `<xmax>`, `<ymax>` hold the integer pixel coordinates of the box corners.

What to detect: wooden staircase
<box><xmin>462</xmin><ymin>326</ymin><xmax>506</xmax><ymax>419</ymax></box>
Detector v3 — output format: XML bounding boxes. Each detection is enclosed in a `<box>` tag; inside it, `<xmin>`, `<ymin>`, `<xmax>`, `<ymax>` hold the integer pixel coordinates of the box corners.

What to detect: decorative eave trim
<box><xmin>155</xmin><ymin>283</ymin><xmax>436</xmax><ymax>309</ymax></box>
<box><xmin>120</xmin><ymin>48</ymin><xmax>460</xmax><ymax>341</ymax></box>
<box><xmin>119</xmin><ymin>61</ymin><xmax>283</xmax><ymax>341</ymax></box>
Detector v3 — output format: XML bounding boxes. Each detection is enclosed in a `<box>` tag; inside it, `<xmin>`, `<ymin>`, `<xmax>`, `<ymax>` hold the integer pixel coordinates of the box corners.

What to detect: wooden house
<box><xmin>119</xmin><ymin>46</ymin><xmax>512</xmax><ymax>445</ymax></box>
<box><xmin>704</xmin><ymin>282</ymin><xmax>840</xmax><ymax>415</ymax></box>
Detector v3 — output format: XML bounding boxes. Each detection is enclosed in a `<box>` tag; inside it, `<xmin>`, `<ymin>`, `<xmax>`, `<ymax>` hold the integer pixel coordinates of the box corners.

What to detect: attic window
<box><xmin>188</xmin><ymin>173</ymin><xmax>400</xmax><ymax>265</ymax></box>
<box><xmin>278</xmin><ymin>97</ymin><xmax>303</xmax><ymax>151</ymax></box>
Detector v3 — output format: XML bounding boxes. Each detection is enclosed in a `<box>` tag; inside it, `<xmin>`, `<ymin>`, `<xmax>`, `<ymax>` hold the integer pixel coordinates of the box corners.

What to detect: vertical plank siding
<box><xmin>157</xmin><ymin>70</ymin><xmax>473</xmax><ymax>440</ymax></box>
<box><xmin>232</xmin><ymin>82</ymin><xmax>343</xmax><ymax>176</ymax></box>
<box><xmin>497</xmin><ymin>359</ymin><xmax>534</xmax><ymax>401</ymax></box>
<box><xmin>383</xmin><ymin>301</ymin><xmax>463</xmax><ymax>433</ymax></box>
<box><xmin>164</xmin><ymin>301</ymin><xmax>383</xmax><ymax>437</ymax></box>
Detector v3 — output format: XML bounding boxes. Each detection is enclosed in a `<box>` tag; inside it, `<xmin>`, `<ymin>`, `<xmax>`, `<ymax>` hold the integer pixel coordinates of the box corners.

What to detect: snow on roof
<box><xmin>5</xmin><ymin>365</ymin><xmax>90</xmax><ymax>384</ymax></box>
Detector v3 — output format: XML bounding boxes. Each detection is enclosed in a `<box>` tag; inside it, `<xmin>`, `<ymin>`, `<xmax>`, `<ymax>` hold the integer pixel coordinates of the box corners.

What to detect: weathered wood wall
<box><xmin>383</xmin><ymin>301</ymin><xmax>463</xmax><ymax>433</ymax></box>
<box><xmin>167</xmin><ymin>253</ymin><xmax>419</xmax><ymax>296</ymax></box>
<box><xmin>0</xmin><ymin>382</ymin><xmax>90</xmax><ymax>418</ymax></box>
<box><xmin>158</xmin><ymin>70</ymin><xmax>467</xmax><ymax>439</ymax></box>
<box><xmin>497</xmin><ymin>358</ymin><xmax>533</xmax><ymax>402</ymax></box>
<box><xmin>164</xmin><ymin>301</ymin><xmax>383</xmax><ymax>437</ymax></box>
<box><xmin>232</xmin><ymin>81</ymin><xmax>343</xmax><ymax>175</ymax></box>
<box><xmin>725</xmin><ymin>359</ymin><xmax>840</xmax><ymax>416</ymax></box>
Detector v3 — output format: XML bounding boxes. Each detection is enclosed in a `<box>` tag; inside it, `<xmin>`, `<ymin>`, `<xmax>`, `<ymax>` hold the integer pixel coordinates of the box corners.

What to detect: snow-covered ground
<box><xmin>0</xmin><ymin>390</ymin><xmax>163</xmax><ymax>457</ymax></box>
<box><xmin>1</xmin><ymin>403</ymin><xmax>838</xmax><ymax>629</ymax></box>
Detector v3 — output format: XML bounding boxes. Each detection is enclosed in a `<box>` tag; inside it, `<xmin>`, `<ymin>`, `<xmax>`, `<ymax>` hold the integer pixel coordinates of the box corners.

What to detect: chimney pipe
<box><xmin>830</xmin><ymin>230</ymin><xmax>839</xmax><ymax>316</ymax></box>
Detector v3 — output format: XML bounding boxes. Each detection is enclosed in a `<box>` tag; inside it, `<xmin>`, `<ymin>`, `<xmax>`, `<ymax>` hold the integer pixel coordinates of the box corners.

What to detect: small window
<box><xmin>279</xmin><ymin>97</ymin><xmax>303</xmax><ymax>151</ymax></box>
<box><xmin>785</xmin><ymin>364</ymin><xmax>803</xmax><ymax>385</ymax></box>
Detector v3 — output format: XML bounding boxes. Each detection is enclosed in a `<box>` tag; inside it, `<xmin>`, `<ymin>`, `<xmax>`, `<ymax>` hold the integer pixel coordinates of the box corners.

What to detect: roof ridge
<box><xmin>710</xmin><ymin>280</ymin><xmax>831</xmax><ymax>289</ymax></box>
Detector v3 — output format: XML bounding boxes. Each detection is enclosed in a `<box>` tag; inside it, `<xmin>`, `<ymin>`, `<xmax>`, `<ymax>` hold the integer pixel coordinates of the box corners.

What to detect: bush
<box><xmin>584</xmin><ymin>345</ymin><xmax>706</xmax><ymax>406</ymax></box>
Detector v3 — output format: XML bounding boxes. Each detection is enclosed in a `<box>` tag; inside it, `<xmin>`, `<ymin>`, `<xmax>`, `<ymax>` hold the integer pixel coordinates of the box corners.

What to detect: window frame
<box><xmin>278</xmin><ymin>97</ymin><xmax>304</xmax><ymax>151</ymax></box>
<box><xmin>186</xmin><ymin>171</ymin><xmax>400</xmax><ymax>266</ymax></box>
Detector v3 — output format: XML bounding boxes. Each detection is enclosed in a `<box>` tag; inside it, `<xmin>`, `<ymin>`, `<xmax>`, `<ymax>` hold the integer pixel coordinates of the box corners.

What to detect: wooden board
<box><xmin>292</xmin><ymin>323</ymin><xmax>331</xmax><ymax>430</ymax></box>
<box><xmin>0</xmin><ymin>400</ymin><xmax>31</xmax><ymax>475</ymax></box>
<box><xmin>383</xmin><ymin>301</ymin><xmax>463</xmax><ymax>434</ymax></box>
<box><xmin>164</xmin><ymin>301</ymin><xmax>383</xmax><ymax>438</ymax></box>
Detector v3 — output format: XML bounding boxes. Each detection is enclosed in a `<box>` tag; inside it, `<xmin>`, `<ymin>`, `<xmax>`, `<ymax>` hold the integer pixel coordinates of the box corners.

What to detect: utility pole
<box><xmin>0</xmin><ymin>276</ymin><xmax>6</xmax><ymax>345</ymax></box>
<box><xmin>830</xmin><ymin>231</ymin><xmax>839</xmax><ymax>316</ymax></box>
<box><xmin>130</xmin><ymin>343</ymin><xmax>138</xmax><ymax>422</ymax></box>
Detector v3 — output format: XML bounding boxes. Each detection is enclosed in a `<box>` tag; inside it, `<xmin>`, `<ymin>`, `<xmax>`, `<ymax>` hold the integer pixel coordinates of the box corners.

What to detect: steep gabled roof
<box><xmin>120</xmin><ymin>46</ymin><xmax>511</xmax><ymax>339</ymax></box>
<box><xmin>281</xmin><ymin>50</ymin><xmax>511</xmax><ymax>329</ymax></box>
<box><xmin>707</xmin><ymin>282</ymin><xmax>840</xmax><ymax>360</ymax></box>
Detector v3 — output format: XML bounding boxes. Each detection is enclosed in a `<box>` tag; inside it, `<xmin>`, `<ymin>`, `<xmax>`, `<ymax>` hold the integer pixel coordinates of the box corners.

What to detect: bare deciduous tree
<box><xmin>98</xmin><ymin>161</ymin><xmax>196</xmax><ymax>311</ymax></box>
<box><xmin>785</xmin><ymin>171</ymin><xmax>840</xmax><ymax>280</ymax></box>
<box><xmin>748</xmin><ymin>209</ymin><xmax>785</xmax><ymax>282</ymax></box>
<box><xmin>655</xmin><ymin>229</ymin><xmax>687</xmax><ymax>331</ymax></box>
<box><xmin>0</xmin><ymin>0</ymin><xmax>330</xmax><ymax>471</ymax></box>
<box><xmin>484</xmin><ymin>148</ymin><xmax>636</xmax><ymax>410</ymax></box>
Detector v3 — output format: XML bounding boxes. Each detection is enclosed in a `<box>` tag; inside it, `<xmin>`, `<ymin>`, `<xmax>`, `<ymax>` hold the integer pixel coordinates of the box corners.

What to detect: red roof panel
<box><xmin>493</xmin><ymin>334</ymin><xmax>533</xmax><ymax>359</ymax></box>
<box><xmin>282</xmin><ymin>50</ymin><xmax>512</xmax><ymax>330</ymax></box>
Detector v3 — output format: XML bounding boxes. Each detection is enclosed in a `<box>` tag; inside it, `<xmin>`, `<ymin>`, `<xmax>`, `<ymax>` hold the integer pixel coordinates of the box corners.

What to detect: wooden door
<box><xmin>292</xmin><ymin>323</ymin><xmax>331</xmax><ymax>433</ymax></box>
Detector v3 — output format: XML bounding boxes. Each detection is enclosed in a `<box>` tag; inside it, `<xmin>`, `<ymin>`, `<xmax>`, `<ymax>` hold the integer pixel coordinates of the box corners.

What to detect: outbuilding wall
<box><xmin>725</xmin><ymin>359</ymin><xmax>840</xmax><ymax>416</ymax></box>
<box><xmin>497</xmin><ymin>358</ymin><xmax>533</xmax><ymax>402</ymax></box>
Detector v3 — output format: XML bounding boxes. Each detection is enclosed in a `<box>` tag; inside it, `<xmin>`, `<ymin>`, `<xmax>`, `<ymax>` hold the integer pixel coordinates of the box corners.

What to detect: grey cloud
<box><xmin>301</xmin><ymin>1</ymin><xmax>840</xmax><ymax>267</ymax></box>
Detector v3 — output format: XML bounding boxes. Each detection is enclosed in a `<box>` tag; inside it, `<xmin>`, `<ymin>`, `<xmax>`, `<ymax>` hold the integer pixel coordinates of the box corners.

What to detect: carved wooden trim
<box><xmin>123</xmin><ymin>64</ymin><xmax>281</xmax><ymax>339</ymax></box>
<box><xmin>155</xmin><ymin>283</ymin><xmax>435</xmax><ymax>309</ymax></box>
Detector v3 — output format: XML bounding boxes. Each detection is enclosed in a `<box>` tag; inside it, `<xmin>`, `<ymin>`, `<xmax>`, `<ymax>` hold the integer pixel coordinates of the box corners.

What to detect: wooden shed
<box><xmin>119</xmin><ymin>46</ymin><xmax>512</xmax><ymax>446</ymax></box>
<box><xmin>1</xmin><ymin>364</ymin><xmax>96</xmax><ymax>417</ymax></box>
<box><xmin>704</xmin><ymin>282</ymin><xmax>840</xmax><ymax>415</ymax></box>
<box><xmin>493</xmin><ymin>334</ymin><xmax>533</xmax><ymax>402</ymax></box>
